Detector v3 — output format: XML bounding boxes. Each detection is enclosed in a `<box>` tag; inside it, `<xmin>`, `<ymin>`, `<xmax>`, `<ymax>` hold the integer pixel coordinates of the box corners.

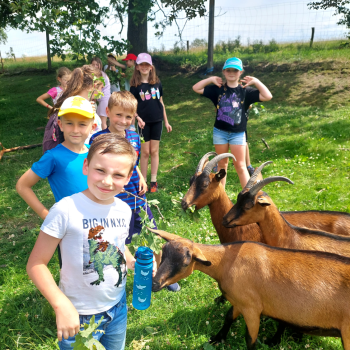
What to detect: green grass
<box><xmin>1</xmin><ymin>50</ymin><xmax>350</xmax><ymax>349</ymax></box>
<box><xmin>153</xmin><ymin>40</ymin><xmax>350</xmax><ymax>70</ymax></box>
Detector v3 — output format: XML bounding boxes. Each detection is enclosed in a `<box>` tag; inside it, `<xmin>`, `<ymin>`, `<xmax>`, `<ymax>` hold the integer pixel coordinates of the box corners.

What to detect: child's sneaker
<box><xmin>150</xmin><ymin>182</ymin><xmax>158</xmax><ymax>193</ymax></box>
<box><xmin>247</xmin><ymin>165</ymin><xmax>255</xmax><ymax>177</ymax></box>
<box><xmin>166</xmin><ymin>282</ymin><xmax>181</xmax><ymax>292</ymax></box>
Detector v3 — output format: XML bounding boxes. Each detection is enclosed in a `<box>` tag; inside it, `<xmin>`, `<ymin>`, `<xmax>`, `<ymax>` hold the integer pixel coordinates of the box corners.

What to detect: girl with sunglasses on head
<box><xmin>192</xmin><ymin>57</ymin><xmax>272</xmax><ymax>189</ymax></box>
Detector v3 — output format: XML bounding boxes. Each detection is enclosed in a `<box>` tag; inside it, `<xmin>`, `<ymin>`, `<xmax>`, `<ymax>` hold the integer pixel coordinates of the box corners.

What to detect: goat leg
<box><xmin>265</xmin><ymin>321</ymin><xmax>303</xmax><ymax>346</ymax></box>
<box><xmin>245</xmin><ymin>325</ymin><xmax>258</xmax><ymax>350</ymax></box>
<box><xmin>209</xmin><ymin>306</ymin><xmax>234</xmax><ymax>344</ymax></box>
<box><xmin>214</xmin><ymin>294</ymin><xmax>227</xmax><ymax>304</ymax></box>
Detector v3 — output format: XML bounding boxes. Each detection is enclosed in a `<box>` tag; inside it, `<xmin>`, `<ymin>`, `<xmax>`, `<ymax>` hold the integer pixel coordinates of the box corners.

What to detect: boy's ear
<box><xmin>90</xmin><ymin>121</ymin><xmax>97</xmax><ymax>134</ymax></box>
<box><xmin>82</xmin><ymin>158</ymin><xmax>89</xmax><ymax>176</ymax></box>
<box><xmin>57</xmin><ymin>118</ymin><xmax>63</xmax><ymax>131</ymax></box>
<box><xmin>105</xmin><ymin>106</ymin><xmax>110</xmax><ymax>118</ymax></box>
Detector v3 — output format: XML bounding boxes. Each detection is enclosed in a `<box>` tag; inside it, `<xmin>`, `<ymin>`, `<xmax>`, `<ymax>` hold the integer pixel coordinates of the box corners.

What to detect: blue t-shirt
<box><xmin>31</xmin><ymin>144</ymin><xmax>90</xmax><ymax>202</ymax></box>
<box><xmin>90</xmin><ymin>128</ymin><xmax>146</xmax><ymax>209</ymax></box>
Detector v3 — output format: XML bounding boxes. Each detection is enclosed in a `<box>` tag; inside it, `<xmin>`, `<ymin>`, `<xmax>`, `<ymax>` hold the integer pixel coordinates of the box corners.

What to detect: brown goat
<box><xmin>222</xmin><ymin>162</ymin><xmax>350</xmax><ymax>256</ymax></box>
<box><xmin>150</xmin><ymin>228</ymin><xmax>350</xmax><ymax>350</ymax></box>
<box><xmin>183</xmin><ymin>154</ymin><xmax>350</xmax><ymax>243</ymax></box>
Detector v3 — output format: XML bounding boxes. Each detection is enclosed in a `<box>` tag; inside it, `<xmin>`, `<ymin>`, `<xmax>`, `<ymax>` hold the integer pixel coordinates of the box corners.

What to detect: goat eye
<box><xmin>245</xmin><ymin>201</ymin><xmax>254</xmax><ymax>209</ymax></box>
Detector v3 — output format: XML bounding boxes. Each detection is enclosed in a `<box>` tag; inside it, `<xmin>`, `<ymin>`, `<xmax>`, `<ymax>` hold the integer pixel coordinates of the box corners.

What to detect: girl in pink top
<box><xmin>36</xmin><ymin>67</ymin><xmax>71</xmax><ymax>109</ymax></box>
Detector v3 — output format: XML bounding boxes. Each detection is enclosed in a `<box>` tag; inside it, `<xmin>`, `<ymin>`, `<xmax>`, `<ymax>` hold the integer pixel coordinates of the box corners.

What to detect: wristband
<box><xmin>46</xmin><ymin>104</ymin><xmax>51</xmax><ymax>109</ymax></box>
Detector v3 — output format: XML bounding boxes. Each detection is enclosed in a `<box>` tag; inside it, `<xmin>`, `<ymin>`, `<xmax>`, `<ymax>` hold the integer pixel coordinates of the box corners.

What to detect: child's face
<box><xmin>136</xmin><ymin>62</ymin><xmax>152</xmax><ymax>75</ymax></box>
<box><xmin>223</xmin><ymin>68</ymin><xmax>242</xmax><ymax>82</ymax></box>
<box><xmin>58</xmin><ymin>75</ymin><xmax>70</xmax><ymax>90</ymax></box>
<box><xmin>91</xmin><ymin>60</ymin><xmax>101</xmax><ymax>70</ymax></box>
<box><xmin>106</xmin><ymin>106</ymin><xmax>133</xmax><ymax>133</ymax></box>
<box><xmin>126</xmin><ymin>59</ymin><xmax>135</xmax><ymax>68</ymax></box>
<box><xmin>58</xmin><ymin>114</ymin><xmax>96</xmax><ymax>146</ymax></box>
<box><xmin>83</xmin><ymin>152</ymin><xmax>132</xmax><ymax>204</ymax></box>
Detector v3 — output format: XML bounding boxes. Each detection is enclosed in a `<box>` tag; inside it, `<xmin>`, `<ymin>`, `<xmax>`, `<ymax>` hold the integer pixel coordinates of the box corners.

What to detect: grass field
<box><xmin>1</xmin><ymin>46</ymin><xmax>350</xmax><ymax>349</ymax></box>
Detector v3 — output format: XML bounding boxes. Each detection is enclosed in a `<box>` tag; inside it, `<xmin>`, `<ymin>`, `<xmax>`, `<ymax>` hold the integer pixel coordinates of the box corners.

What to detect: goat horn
<box><xmin>202</xmin><ymin>153</ymin><xmax>237</xmax><ymax>175</ymax></box>
<box><xmin>245</xmin><ymin>161</ymin><xmax>273</xmax><ymax>190</ymax></box>
<box><xmin>196</xmin><ymin>152</ymin><xmax>217</xmax><ymax>173</ymax></box>
<box><xmin>249</xmin><ymin>176</ymin><xmax>294</xmax><ymax>196</ymax></box>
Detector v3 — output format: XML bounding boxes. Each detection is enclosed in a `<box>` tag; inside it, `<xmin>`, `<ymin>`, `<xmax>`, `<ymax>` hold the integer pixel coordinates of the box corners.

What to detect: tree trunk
<box><xmin>127</xmin><ymin>0</ymin><xmax>148</xmax><ymax>55</ymax></box>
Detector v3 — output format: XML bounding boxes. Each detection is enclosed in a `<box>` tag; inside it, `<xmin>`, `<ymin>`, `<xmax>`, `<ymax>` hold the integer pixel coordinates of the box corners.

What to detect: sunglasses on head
<box><xmin>225</xmin><ymin>68</ymin><xmax>240</xmax><ymax>73</ymax></box>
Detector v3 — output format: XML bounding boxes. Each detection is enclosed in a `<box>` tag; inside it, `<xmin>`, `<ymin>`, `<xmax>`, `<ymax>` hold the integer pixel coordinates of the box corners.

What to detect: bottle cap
<box><xmin>136</xmin><ymin>246</ymin><xmax>153</xmax><ymax>261</ymax></box>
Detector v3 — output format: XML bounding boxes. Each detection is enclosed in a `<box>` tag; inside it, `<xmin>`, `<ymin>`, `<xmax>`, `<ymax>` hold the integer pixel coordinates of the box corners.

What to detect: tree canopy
<box><xmin>1</xmin><ymin>0</ymin><xmax>207</xmax><ymax>60</ymax></box>
<box><xmin>308</xmin><ymin>0</ymin><xmax>350</xmax><ymax>37</ymax></box>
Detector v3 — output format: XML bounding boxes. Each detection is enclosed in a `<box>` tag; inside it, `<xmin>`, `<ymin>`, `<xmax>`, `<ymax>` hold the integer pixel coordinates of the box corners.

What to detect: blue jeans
<box><xmin>213</xmin><ymin>127</ymin><xmax>246</xmax><ymax>145</ymax></box>
<box><xmin>59</xmin><ymin>292</ymin><xmax>127</xmax><ymax>350</ymax></box>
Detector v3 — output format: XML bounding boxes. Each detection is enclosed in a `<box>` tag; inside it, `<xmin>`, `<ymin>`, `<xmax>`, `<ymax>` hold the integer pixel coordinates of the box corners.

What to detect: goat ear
<box><xmin>214</xmin><ymin>169</ymin><xmax>226</xmax><ymax>182</ymax></box>
<box><xmin>193</xmin><ymin>246</ymin><xmax>212</xmax><ymax>266</ymax></box>
<box><xmin>147</xmin><ymin>227</ymin><xmax>179</xmax><ymax>242</ymax></box>
<box><xmin>257</xmin><ymin>196</ymin><xmax>271</xmax><ymax>207</ymax></box>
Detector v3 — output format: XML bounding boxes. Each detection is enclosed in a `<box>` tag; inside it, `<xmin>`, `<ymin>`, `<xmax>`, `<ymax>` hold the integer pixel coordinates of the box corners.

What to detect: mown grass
<box><xmin>1</xmin><ymin>50</ymin><xmax>349</xmax><ymax>349</ymax></box>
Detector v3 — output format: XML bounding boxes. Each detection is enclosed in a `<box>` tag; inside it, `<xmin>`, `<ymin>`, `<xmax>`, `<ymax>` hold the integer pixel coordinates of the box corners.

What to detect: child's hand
<box><xmin>121</xmin><ymin>73</ymin><xmax>125</xmax><ymax>77</ymax></box>
<box><xmin>165</xmin><ymin>122</ymin><xmax>172</xmax><ymax>133</ymax></box>
<box><xmin>241</xmin><ymin>76</ymin><xmax>260</xmax><ymax>88</ymax></box>
<box><xmin>90</xmin><ymin>101</ymin><xmax>96</xmax><ymax>114</ymax></box>
<box><xmin>211</xmin><ymin>76</ymin><xmax>223</xmax><ymax>88</ymax></box>
<box><xmin>55</xmin><ymin>299</ymin><xmax>80</xmax><ymax>341</ymax></box>
<box><xmin>110</xmin><ymin>66</ymin><xmax>116</xmax><ymax>72</ymax></box>
<box><xmin>138</xmin><ymin>176</ymin><xmax>147</xmax><ymax>195</ymax></box>
<box><xmin>137</xmin><ymin>117</ymin><xmax>145</xmax><ymax>129</ymax></box>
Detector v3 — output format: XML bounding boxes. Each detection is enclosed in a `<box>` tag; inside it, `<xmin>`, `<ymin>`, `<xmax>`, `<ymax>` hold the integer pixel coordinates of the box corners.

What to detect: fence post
<box><xmin>46</xmin><ymin>28</ymin><xmax>51</xmax><ymax>72</ymax></box>
<box><xmin>207</xmin><ymin>0</ymin><xmax>215</xmax><ymax>72</ymax></box>
<box><xmin>310</xmin><ymin>27</ymin><xmax>315</xmax><ymax>48</ymax></box>
<box><xmin>187</xmin><ymin>40</ymin><xmax>189</xmax><ymax>53</ymax></box>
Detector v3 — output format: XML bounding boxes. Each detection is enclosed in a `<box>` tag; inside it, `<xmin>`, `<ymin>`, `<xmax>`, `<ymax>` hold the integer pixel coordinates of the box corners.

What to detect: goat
<box><xmin>222</xmin><ymin>161</ymin><xmax>350</xmax><ymax>257</ymax></box>
<box><xmin>150</xmin><ymin>227</ymin><xmax>350</xmax><ymax>350</ymax></box>
<box><xmin>183</xmin><ymin>153</ymin><xmax>350</xmax><ymax>243</ymax></box>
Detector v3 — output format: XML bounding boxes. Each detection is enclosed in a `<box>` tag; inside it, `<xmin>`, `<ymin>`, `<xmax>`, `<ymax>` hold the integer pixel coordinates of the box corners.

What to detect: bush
<box><xmin>191</xmin><ymin>38</ymin><xmax>208</xmax><ymax>48</ymax></box>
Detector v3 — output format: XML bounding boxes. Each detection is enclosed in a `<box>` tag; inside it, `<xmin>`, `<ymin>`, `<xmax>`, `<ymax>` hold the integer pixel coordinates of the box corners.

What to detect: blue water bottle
<box><xmin>132</xmin><ymin>247</ymin><xmax>153</xmax><ymax>310</ymax></box>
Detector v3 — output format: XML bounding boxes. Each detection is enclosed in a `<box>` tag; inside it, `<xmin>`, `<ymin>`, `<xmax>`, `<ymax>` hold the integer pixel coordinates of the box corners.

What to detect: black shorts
<box><xmin>140</xmin><ymin>121</ymin><xmax>163</xmax><ymax>142</ymax></box>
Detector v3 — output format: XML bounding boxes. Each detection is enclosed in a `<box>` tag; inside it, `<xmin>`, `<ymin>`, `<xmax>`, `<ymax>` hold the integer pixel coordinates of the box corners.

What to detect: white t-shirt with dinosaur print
<box><xmin>41</xmin><ymin>192</ymin><xmax>131</xmax><ymax>315</ymax></box>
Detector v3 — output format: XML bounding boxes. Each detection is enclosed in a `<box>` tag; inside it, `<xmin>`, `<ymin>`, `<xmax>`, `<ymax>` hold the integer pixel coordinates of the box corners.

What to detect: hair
<box><xmin>49</xmin><ymin>65</ymin><xmax>102</xmax><ymax>117</ymax></box>
<box><xmin>91</xmin><ymin>56</ymin><xmax>103</xmax><ymax>71</ymax></box>
<box><xmin>57</xmin><ymin>67</ymin><xmax>71</xmax><ymax>80</ymax></box>
<box><xmin>87</xmin><ymin>133</ymin><xmax>137</xmax><ymax>173</ymax></box>
<box><xmin>107</xmin><ymin>91</ymin><xmax>137</xmax><ymax>115</ymax></box>
<box><xmin>130</xmin><ymin>64</ymin><xmax>160</xmax><ymax>87</ymax></box>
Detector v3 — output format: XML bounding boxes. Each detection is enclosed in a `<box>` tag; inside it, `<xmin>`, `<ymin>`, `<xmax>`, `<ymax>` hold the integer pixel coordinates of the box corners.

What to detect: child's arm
<box><xmin>36</xmin><ymin>92</ymin><xmax>54</xmax><ymax>109</ymax></box>
<box><xmin>114</xmin><ymin>61</ymin><xmax>127</xmax><ymax>70</ymax></box>
<box><xmin>192</xmin><ymin>76</ymin><xmax>223</xmax><ymax>95</ymax></box>
<box><xmin>124</xmin><ymin>246</ymin><xmax>157</xmax><ymax>276</ymax></box>
<box><xmin>27</xmin><ymin>231</ymin><xmax>80</xmax><ymax>341</ymax></box>
<box><xmin>136</xmin><ymin>166</ymin><xmax>147</xmax><ymax>195</ymax></box>
<box><xmin>16</xmin><ymin>169</ymin><xmax>49</xmax><ymax>220</ymax></box>
<box><xmin>160</xmin><ymin>96</ymin><xmax>172</xmax><ymax>132</ymax></box>
<box><xmin>240</xmin><ymin>76</ymin><xmax>273</xmax><ymax>101</ymax></box>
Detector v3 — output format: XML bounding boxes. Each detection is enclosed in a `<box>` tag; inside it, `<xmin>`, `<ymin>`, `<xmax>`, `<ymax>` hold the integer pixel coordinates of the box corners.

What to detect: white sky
<box><xmin>1</xmin><ymin>0</ymin><xmax>347</xmax><ymax>57</ymax></box>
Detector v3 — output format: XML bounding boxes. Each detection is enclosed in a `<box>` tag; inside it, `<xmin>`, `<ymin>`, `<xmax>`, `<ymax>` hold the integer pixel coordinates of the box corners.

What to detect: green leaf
<box><xmin>44</xmin><ymin>328</ymin><xmax>55</xmax><ymax>336</ymax></box>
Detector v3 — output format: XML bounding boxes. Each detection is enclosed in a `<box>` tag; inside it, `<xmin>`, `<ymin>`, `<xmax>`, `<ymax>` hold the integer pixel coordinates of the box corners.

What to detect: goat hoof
<box><xmin>209</xmin><ymin>335</ymin><xmax>224</xmax><ymax>345</ymax></box>
<box><xmin>214</xmin><ymin>295</ymin><xmax>227</xmax><ymax>304</ymax></box>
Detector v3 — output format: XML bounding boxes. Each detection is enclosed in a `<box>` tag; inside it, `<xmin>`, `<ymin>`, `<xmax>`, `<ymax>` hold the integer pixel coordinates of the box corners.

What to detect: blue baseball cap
<box><xmin>223</xmin><ymin>57</ymin><xmax>243</xmax><ymax>71</ymax></box>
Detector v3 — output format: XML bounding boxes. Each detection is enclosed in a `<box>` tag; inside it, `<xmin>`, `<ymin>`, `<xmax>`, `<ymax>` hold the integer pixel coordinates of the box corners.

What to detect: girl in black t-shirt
<box><xmin>192</xmin><ymin>57</ymin><xmax>272</xmax><ymax>189</ymax></box>
<box><xmin>130</xmin><ymin>53</ymin><xmax>172</xmax><ymax>193</ymax></box>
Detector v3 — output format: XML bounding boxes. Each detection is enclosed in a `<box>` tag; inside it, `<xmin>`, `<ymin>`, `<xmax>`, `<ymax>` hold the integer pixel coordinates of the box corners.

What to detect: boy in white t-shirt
<box><xmin>26</xmin><ymin>133</ymin><xmax>156</xmax><ymax>350</ymax></box>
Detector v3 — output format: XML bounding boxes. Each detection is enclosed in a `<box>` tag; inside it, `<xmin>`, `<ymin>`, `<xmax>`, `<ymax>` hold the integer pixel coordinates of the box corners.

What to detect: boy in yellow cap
<box><xmin>16</xmin><ymin>96</ymin><xmax>97</xmax><ymax>221</ymax></box>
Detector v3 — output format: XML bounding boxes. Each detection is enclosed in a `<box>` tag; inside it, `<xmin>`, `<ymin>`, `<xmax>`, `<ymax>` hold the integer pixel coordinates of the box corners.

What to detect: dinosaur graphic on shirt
<box><xmin>86</xmin><ymin>225</ymin><xmax>127</xmax><ymax>287</ymax></box>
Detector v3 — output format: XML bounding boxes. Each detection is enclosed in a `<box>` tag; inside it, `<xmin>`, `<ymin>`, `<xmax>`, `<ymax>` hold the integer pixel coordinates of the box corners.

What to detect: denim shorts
<box><xmin>59</xmin><ymin>292</ymin><xmax>127</xmax><ymax>350</ymax></box>
<box><xmin>213</xmin><ymin>127</ymin><xmax>246</xmax><ymax>145</ymax></box>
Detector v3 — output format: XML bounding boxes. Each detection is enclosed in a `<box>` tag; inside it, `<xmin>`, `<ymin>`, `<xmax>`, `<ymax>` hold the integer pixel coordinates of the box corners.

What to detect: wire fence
<box><xmin>1</xmin><ymin>0</ymin><xmax>348</xmax><ymax>59</ymax></box>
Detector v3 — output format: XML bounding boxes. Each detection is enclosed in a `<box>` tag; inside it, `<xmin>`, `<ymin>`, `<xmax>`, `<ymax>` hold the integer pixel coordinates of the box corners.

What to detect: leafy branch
<box><xmin>72</xmin><ymin>315</ymin><xmax>105</xmax><ymax>350</ymax></box>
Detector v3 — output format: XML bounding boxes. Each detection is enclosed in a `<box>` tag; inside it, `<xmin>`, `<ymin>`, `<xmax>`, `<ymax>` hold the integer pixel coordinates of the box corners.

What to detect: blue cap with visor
<box><xmin>223</xmin><ymin>57</ymin><xmax>243</xmax><ymax>71</ymax></box>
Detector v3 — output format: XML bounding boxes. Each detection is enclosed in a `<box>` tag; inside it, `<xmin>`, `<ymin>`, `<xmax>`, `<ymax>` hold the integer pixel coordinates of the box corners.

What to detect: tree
<box><xmin>1</xmin><ymin>0</ymin><xmax>128</xmax><ymax>61</ymax></box>
<box><xmin>308</xmin><ymin>0</ymin><xmax>350</xmax><ymax>37</ymax></box>
<box><xmin>111</xmin><ymin>0</ymin><xmax>207</xmax><ymax>54</ymax></box>
<box><xmin>0</xmin><ymin>28</ymin><xmax>7</xmax><ymax>44</ymax></box>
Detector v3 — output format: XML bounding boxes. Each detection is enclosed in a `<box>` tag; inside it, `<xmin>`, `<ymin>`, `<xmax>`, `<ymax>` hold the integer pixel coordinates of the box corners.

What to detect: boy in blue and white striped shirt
<box><xmin>90</xmin><ymin>91</ymin><xmax>180</xmax><ymax>292</ymax></box>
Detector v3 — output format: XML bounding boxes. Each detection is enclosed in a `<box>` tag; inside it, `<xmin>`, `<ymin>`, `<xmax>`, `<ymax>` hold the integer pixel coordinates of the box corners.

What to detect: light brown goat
<box><xmin>182</xmin><ymin>154</ymin><xmax>350</xmax><ymax>243</ymax></box>
<box><xmin>222</xmin><ymin>161</ymin><xmax>350</xmax><ymax>256</ymax></box>
<box><xmin>151</xmin><ymin>228</ymin><xmax>350</xmax><ymax>350</ymax></box>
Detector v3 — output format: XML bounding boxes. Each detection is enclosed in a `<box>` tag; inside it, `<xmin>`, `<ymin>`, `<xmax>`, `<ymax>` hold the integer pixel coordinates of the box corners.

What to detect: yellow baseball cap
<box><xmin>58</xmin><ymin>96</ymin><xmax>94</xmax><ymax>119</ymax></box>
